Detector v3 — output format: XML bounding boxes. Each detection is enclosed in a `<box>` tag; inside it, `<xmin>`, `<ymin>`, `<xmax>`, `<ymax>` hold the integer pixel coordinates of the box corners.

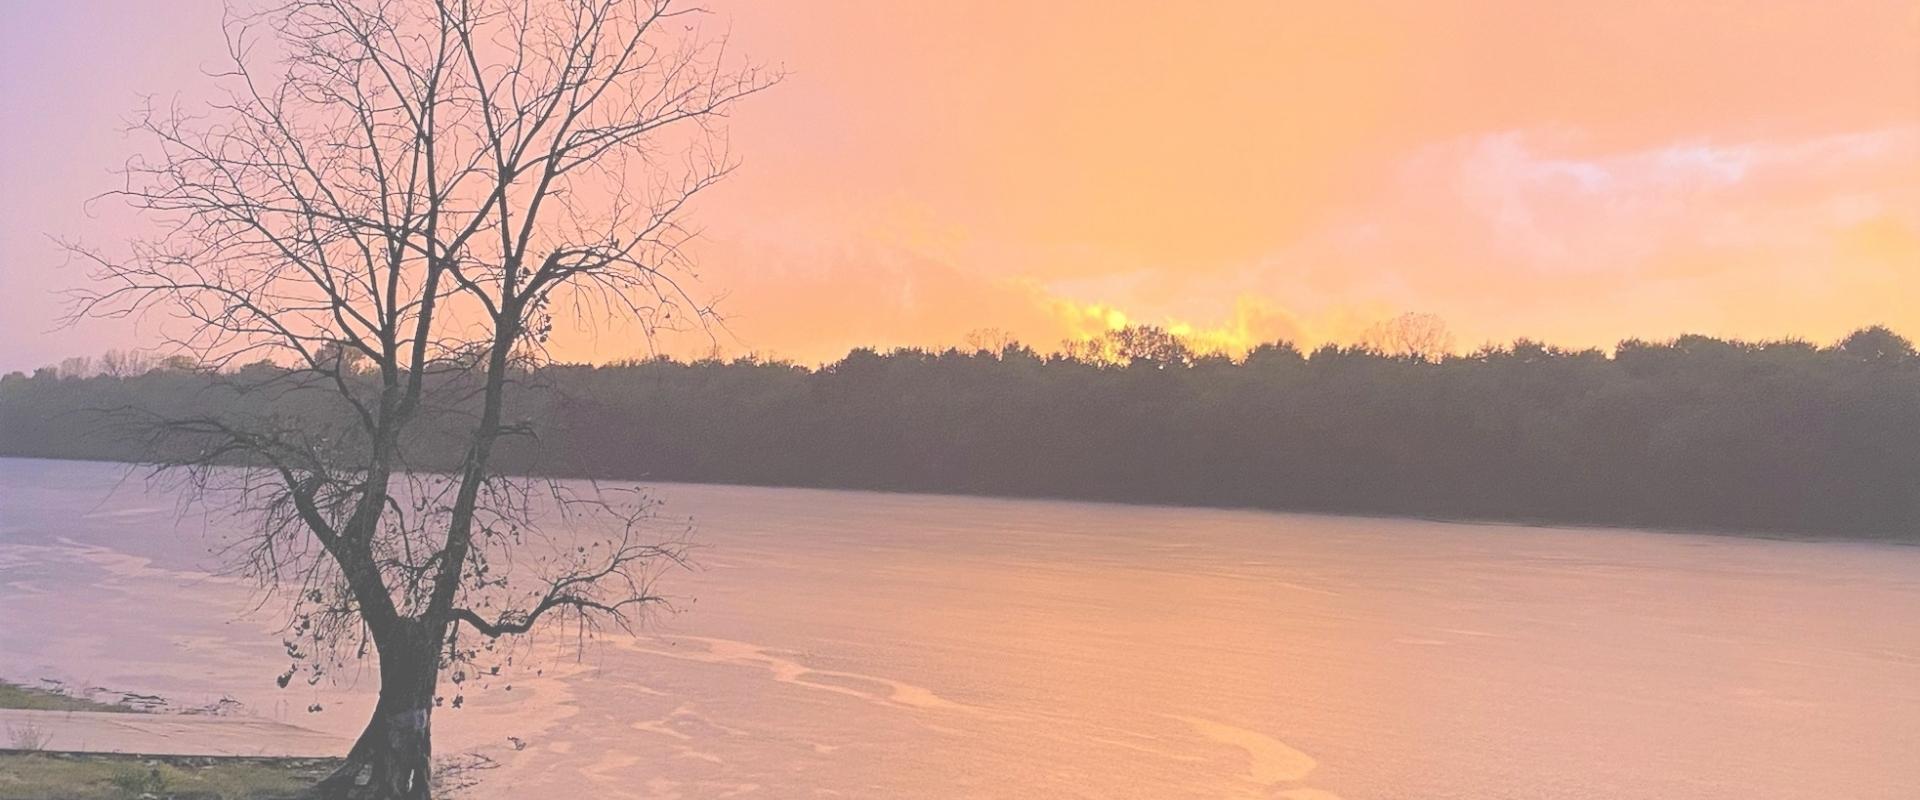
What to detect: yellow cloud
<box><xmin>1047</xmin><ymin>294</ymin><xmax>1326</xmax><ymax>358</ymax></box>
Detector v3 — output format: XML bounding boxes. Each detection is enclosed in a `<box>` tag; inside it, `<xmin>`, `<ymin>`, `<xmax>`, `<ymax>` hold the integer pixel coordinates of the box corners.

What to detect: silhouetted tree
<box><xmin>58</xmin><ymin>1</ymin><xmax>773</xmax><ymax>797</ymax></box>
<box><xmin>1362</xmin><ymin>312</ymin><xmax>1455</xmax><ymax>363</ymax></box>
<box><xmin>1838</xmin><ymin>325</ymin><xmax>1915</xmax><ymax>363</ymax></box>
<box><xmin>963</xmin><ymin>327</ymin><xmax>1016</xmax><ymax>355</ymax></box>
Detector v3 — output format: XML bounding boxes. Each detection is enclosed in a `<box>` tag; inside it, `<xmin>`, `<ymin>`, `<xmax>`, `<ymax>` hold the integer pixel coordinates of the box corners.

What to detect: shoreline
<box><xmin>4</xmin><ymin>453</ymin><xmax>1911</xmax><ymax>546</ymax></box>
<box><xmin>0</xmin><ymin>752</ymin><xmax>339</xmax><ymax>800</ymax></box>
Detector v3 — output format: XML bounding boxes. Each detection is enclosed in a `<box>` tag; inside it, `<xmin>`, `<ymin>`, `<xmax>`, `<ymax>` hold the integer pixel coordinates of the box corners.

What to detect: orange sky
<box><xmin>3</xmin><ymin>1</ymin><xmax>1917</xmax><ymax>369</ymax></box>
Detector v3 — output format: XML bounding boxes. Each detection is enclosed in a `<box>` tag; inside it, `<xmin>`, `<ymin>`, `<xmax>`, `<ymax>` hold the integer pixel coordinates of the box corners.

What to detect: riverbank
<box><xmin>0</xmin><ymin>752</ymin><xmax>335</xmax><ymax>800</ymax></box>
<box><xmin>0</xmin><ymin>681</ymin><xmax>347</xmax><ymax>798</ymax></box>
<box><xmin>0</xmin><ymin>682</ymin><xmax>134</xmax><ymax>715</ymax></box>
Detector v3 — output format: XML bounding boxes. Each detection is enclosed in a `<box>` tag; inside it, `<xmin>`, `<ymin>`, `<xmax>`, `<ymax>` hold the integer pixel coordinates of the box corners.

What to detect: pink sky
<box><xmin>3</xmin><ymin>1</ymin><xmax>1917</xmax><ymax>371</ymax></box>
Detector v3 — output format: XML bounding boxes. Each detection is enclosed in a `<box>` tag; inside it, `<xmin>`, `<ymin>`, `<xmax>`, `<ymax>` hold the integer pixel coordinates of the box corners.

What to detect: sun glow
<box><xmin>1048</xmin><ymin>294</ymin><xmax>1384</xmax><ymax>360</ymax></box>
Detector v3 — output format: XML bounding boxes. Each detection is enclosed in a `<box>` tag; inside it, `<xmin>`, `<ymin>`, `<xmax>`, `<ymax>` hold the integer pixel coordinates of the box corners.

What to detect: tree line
<box><xmin>4</xmin><ymin>324</ymin><xmax>1917</xmax><ymax>539</ymax></box>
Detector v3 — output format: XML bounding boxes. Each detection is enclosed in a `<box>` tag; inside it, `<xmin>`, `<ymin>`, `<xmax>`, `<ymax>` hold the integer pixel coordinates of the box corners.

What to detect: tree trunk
<box><xmin>314</xmin><ymin>620</ymin><xmax>442</xmax><ymax>799</ymax></box>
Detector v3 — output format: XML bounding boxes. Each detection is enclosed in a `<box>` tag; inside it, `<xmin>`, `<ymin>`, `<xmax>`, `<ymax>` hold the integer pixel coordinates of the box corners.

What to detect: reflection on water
<box><xmin>2</xmin><ymin>457</ymin><xmax>1918</xmax><ymax>799</ymax></box>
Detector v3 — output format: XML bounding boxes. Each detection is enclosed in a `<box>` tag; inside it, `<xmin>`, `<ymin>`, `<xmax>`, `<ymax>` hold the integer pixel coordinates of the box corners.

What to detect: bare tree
<box><xmin>97</xmin><ymin>348</ymin><xmax>158</xmax><ymax>377</ymax></box>
<box><xmin>56</xmin><ymin>355</ymin><xmax>95</xmax><ymax>379</ymax></box>
<box><xmin>1362</xmin><ymin>312</ymin><xmax>1455</xmax><ymax>364</ymax></box>
<box><xmin>1061</xmin><ymin>325</ymin><xmax>1195</xmax><ymax>368</ymax></box>
<box><xmin>962</xmin><ymin>327</ymin><xmax>1014</xmax><ymax>356</ymax></box>
<box><xmin>64</xmin><ymin>1</ymin><xmax>775</xmax><ymax>797</ymax></box>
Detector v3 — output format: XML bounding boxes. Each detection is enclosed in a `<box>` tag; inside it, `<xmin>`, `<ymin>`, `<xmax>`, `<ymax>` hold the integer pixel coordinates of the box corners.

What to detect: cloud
<box><xmin>1178</xmin><ymin>125</ymin><xmax>1920</xmax><ymax>350</ymax></box>
<box><xmin>549</xmin><ymin>233</ymin><xmax>1354</xmax><ymax>364</ymax></box>
<box><xmin>1425</xmin><ymin>126</ymin><xmax>1918</xmax><ymax>277</ymax></box>
<box><xmin>552</xmin><ymin>124</ymin><xmax>1919</xmax><ymax>366</ymax></box>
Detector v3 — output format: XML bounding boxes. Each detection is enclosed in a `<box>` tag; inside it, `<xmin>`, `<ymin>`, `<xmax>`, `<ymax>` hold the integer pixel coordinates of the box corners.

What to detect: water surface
<box><xmin>2</xmin><ymin>457</ymin><xmax>1916</xmax><ymax>798</ymax></box>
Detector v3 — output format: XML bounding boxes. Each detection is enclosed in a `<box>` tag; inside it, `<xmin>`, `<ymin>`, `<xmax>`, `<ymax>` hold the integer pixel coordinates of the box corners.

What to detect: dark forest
<box><xmin>5</xmin><ymin>325</ymin><xmax>1917</xmax><ymax>539</ymax></box>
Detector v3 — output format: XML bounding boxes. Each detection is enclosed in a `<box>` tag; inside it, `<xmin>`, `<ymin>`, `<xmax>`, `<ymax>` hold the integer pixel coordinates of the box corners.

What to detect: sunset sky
<box><xmin>2</xmin><ymin>1</ymin><xmax>1916</xmax><ymax>371</ymax></box>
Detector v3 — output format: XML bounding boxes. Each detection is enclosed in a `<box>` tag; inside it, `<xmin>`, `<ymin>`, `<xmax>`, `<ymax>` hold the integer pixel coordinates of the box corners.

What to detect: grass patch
<box><xmin>0</xmin><ymin>682</ymin><xmax>136</xmax><ymax>714</ymax></box>
<box><xmin>0</xmin><ymin>753</ymin><xmax>335</xmax><ymax>799</ymax></box>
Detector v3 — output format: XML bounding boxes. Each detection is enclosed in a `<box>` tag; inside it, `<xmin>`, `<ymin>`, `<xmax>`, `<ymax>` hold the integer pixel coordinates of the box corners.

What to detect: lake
<box><xmin>1</xmin><ymin>457</ymin><xmax>1916</xmax><ymax>799</ymax></box>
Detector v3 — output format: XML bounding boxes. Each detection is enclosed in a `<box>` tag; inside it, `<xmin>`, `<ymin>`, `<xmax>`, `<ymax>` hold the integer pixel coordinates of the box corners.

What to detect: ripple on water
<box><xmin>622</xmin><ymin>635</ymin><xmax>974</xmax><ymax>714</ymax></box>
<box><xmin>1170</xmin><ymin>714</ymin><xmax>1345</xmax><ymax>799</ymax></box>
